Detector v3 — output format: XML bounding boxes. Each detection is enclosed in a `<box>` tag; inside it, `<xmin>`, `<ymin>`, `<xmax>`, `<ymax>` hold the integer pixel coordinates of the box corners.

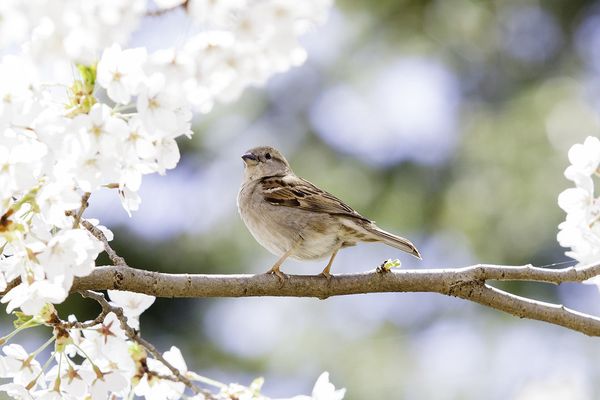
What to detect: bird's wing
<box><xmin>260</xmin><ymin>174</ymin><xmax>371</xmax><ymax>222</ymax></box>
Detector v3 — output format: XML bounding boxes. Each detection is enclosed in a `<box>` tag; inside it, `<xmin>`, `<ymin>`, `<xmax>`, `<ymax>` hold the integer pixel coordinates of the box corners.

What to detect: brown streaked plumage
<box><xmin>260</xmin><ymin>175</ymin><xmax>370</xmax><ymax>222</ymax></box>
<box><xmin>237</xmin><ymin>146</ymin><xmax>421</xmax><ymax>280</ymax></box>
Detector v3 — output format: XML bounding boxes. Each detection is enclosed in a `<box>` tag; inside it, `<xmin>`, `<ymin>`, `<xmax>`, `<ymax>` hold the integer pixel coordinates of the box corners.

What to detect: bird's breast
<box><xmin>238</xmin><ymin>182</ymin><xmax>341</xmax><ymax>260</ymax></box>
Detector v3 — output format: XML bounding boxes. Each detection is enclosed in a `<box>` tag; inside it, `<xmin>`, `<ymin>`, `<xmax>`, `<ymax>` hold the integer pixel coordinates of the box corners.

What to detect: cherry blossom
<box><xmin>309</xmin><ymin>372</ymin><xmax>346</xmax><ymax>400</ymax></box>
<box><xmin>0</xmin><ymin>133</ymin><xmax>47</xmax><ymax>199</ymax></box>
<box><xmin>136</xmin><ymin>74</ymin><xmax>182</xmax><ymax>135</ymax></box>
<box><xmin>0</xmin><ymin>0</ymin><xmax>339</xmax><ymax>398</ymax></box>
<box><xmin>281</xmin><ymin>372</ymin><xmax>346</xmax><ymax>400</ymax></box>
<box><xmin>45</xmin><ymin>362</ymin><xmax>88</xmax><ymax>399</ymax></box>
<box><xmin>108</xmin><ymin>290</ymin><xmax>155</xmax><ymax>330</ymax></box>
<box><xmin>79</xmin><ymin>361</ymin><xmax>129</xmax><ymax>399</ymax></box>
<box><xmin>0</xmin><ymin>344</ymin><xmax>43</xmax><ymax>388</ymax></box>
<box><xmin>97</xmin><ymin>45</ymin><xmax>147</xmax><ymax>104</ymax></box>
<box><xmin>80</xmin><ymin>313</ymin><xmax>131</xmax><ymax>369</ymax></box>
<box><xmin>37</xmin><ymin>229</ymin><xmax>103</xmax><ymax>279</ymax></box>
<box><xmin>567</xmin><ymin>136</ymin><xmax>600</xmax><ymax>176</ymax></box>
<box><xmin>0</xmin><ymin>383</ymin><xmax>34</xmax><ymax>400</ymax></box>
<box><xmin>558</xmin><ymin>136</ymin><xmax>600</xmax><ymax>265</ymax></box>
<box><xmin>35</xmin><ymin>182</ymin><xmax>81</xmax><ymax>228</ymax></box>
<box><xmin>1</xmin><ymin>276</ymin><xmax>70</xmax><ymax>315</ymax></box>
<box><xmin>134</xmin><ymin>346</ymin><xmax>187</xmax><ymax>400</ymax></box>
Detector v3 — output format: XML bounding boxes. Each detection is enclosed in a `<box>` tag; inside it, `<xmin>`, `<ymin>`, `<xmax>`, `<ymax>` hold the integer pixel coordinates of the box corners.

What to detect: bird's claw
<box><xmin>266</xmin><ymin>267</ymin><xmax>288</xmax><ymax>286</ymax></box>
<box><xmin>319</xmin><ymin>271</ymin><xmax>333</xmax><ymax>285</ymax></box>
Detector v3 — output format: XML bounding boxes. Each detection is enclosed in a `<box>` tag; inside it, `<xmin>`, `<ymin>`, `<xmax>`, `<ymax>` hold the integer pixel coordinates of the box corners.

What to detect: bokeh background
<box><xmin>54</xmin><ymin>0</ymin><xmax>600</xmax><ymax>398</ymax></box>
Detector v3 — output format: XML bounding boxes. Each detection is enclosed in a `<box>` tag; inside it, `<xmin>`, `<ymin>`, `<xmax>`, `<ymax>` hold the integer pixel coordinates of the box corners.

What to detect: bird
<box><xmin>237</xmin><ymin>145</ymin><xmax>421</xmax><ymax>281</ymax></box>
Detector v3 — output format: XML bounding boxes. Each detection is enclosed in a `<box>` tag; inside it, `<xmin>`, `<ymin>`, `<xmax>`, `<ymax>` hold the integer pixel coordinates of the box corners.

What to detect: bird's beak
<box><xmin>241</xmin><ymin>152</ymin><xmax>258</xmax><ymax>166</ymax></box>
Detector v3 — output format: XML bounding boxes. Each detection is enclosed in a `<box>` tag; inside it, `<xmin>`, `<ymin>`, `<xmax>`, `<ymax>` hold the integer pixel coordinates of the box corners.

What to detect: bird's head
<box><xmin>241</xmin><ymin>146</ymin><xmax>291</xmax><ymax>181</ymax></box>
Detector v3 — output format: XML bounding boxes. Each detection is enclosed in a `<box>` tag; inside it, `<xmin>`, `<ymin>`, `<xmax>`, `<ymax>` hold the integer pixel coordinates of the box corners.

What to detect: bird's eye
<box><xmin>265</xmin><ymin>153</ymin><xmax>272</xmax><ymax>160</ymax></box>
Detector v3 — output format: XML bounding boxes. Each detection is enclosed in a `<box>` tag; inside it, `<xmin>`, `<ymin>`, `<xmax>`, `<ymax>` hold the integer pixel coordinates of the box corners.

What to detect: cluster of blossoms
<box><xmin>0</xmin><ymin>293</ymin><xmax>157</xmax><ymax>399</ymax></box>
<box><xmin>0</xmin><ymin>0</ymin><xmax>341</xmax><ymax>399</ymax></box>
<box><xmin>1</xmin><ymin>0</ymin><xmax>330</xmax><ymax>110</ymax></box>
<box><xmin>557</xmin><ymin>136</ymin><xmax>600</xmax><ymax>265</ymax></box>
<box><xmin>0</xmin><ymin>0</ymin><xmax>333</xmax><ymax>324</ymax></box>
<box><xmin>0</xmin><ymin>291</ymin><xmax>345</xmax><ymax>399</ymax></box>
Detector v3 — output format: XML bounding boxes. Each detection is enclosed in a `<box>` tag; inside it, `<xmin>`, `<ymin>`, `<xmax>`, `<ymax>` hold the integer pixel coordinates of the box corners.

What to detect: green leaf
<box><xmin>76</xmin><ymin>63</ymin><xmax>97</xmax><ymax>93</ymax></box>
<box><xmin>381</xmin><ymin>258</ymin><xmax>401</xmax><ymax>271</ymax></box>
<box><xmin>128</xmin><ymin>342</ymin><xmax>147</xmax><ymax>362</ymax></box>
<box><xmin>13</xmin><ymin>311</ymin><xmax>34</xmax><ymax>328</ymax></box>
<box><xmin>65</xmin><ymin>64</ymin><xmax>98</xmax><ymax>116</ymax></box>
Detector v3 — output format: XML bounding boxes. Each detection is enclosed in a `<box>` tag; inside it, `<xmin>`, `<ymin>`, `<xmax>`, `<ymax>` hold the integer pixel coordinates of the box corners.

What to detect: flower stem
<box><xmin>0</xmin><ymin>319</ymin><xmax>41</xmax><ymax>345</ymax></box>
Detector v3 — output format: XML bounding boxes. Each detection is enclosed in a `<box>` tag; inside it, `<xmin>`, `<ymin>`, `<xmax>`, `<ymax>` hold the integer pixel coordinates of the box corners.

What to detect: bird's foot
<box><xmin>319</xmin><ymin>270</ymin><xmax>333</xmax><ymax>285</ymax></box>
<box><xmin>266</xmin><ymin>267</ymin><xmax>288</xmax><ymax>286</ymax></box>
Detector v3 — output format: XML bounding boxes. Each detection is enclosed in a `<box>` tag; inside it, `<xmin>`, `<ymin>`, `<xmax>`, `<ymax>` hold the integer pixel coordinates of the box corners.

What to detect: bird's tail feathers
<box><xmin>365</xmin><ymin>226</ymin><xmax>422</xmax><ymax>259</ymax></box>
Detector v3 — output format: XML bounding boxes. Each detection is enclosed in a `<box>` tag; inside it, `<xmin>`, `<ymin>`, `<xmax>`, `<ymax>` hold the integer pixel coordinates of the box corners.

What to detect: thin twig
<box><xmin>70</xmin><ymin>192</ymin><xmax>91</xmax><ymax>229</ymax></box>
<box><xmin>145</xmin><ymin>0</ymin><xmax>189</xmax><ymax>17</ymax></box>
<box><xmin>134</xmin><ymin>334</ymin><xmax>215</xmax><ymax>398</ymax></box>
<box><xmin>0</xmin><ymin>277</ymin><xmax>21</xmax><ymax>296</ymax></box>
<box><xmin>58</xmin><ymin>310</ymin><xmax>109</xmax><ymax>330</ymax></box>
<box><xmin>66</xmin><ymin>198</ymin><xmax>127</xmax><ymax>267</ymax></box>
<box><xmin>78</xmin><ymin>290</ymin><xmax>215</xmax><ymax>399</ymax></box>
<box><xmin>80</xmin><ymin>219</ymin><xmax>126</xmax><ymax>267</ymax></box>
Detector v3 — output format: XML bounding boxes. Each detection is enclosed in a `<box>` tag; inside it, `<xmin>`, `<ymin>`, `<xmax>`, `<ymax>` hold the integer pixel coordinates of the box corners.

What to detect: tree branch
<box><xmin>71</xmin><ymin>262</ymin><xmax>600</xmax><ymax>337</ymax></box>
<box><xmin>58</xmin><ymin>215</ymin><xmax>600</xmax><ymax>337</ymax></box>
<box><xmin>70</xmin><ymin>192</ymin><xmax>91</xmax><ymax>229</ymax></box>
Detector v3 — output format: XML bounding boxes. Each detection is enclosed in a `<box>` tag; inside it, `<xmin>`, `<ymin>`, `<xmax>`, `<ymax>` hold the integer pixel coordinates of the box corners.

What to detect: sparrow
<box><xmin>237</xmin><ymin>146</ymin><xmax>421</xmax><ymax>280</ymax></box>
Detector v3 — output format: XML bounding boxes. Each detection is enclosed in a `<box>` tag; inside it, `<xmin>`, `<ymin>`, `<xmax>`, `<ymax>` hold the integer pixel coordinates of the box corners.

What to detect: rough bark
<box><xmin>72</xmin><ymin>262</ymin><xmax>600</xmax><ymax>337</ymax></box>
